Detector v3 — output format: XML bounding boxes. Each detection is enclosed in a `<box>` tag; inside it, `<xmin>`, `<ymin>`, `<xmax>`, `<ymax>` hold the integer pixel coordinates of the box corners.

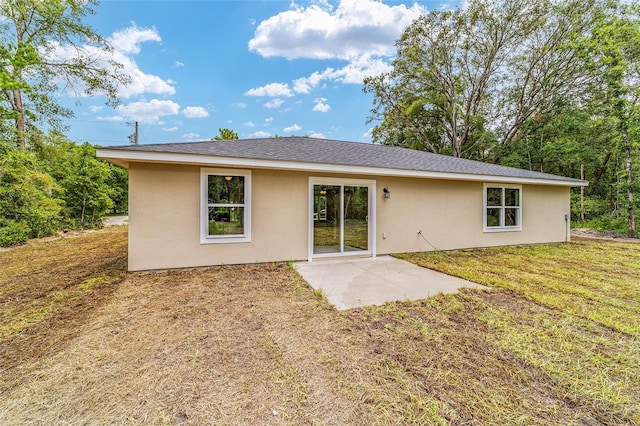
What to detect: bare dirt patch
<box><xmin>1</xmin><ymin>229</ymin><xmax>638</xmax><ymax>424</ymax></box>
<box><xmin>572</xmin><ymin>227</ymin><xmax>640</xmax><ymax>243</ymax></box>
<box><xmin>0</xmin><ymin>229</ymin><xmax>97</xmax><ymax>253</ymax></box>
<box><xmin>0</xmin><ymin>229</ymin><xmax>381</xmax><ymax>424</ymax></box>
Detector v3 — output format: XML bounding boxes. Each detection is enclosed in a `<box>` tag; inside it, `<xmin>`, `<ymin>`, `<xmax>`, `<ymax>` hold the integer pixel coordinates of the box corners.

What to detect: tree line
<box><xmin>1</xmin><ymin>0</ymin><xmax>638</xmax><ymax>246</ymax></box>
<box><xmin>364</xmin><ymin>0</ymin><xmax>639</xmax><ymax>237</ymax></box>
<box><xmin>0</xmin><ymin>0</ymin><xmax>127</xmax><ymax>246</ymax></box>
<box><xmin>0</xmin><ymin>133</ymin><xmax>127</xmax><ymax>246</ymax></box>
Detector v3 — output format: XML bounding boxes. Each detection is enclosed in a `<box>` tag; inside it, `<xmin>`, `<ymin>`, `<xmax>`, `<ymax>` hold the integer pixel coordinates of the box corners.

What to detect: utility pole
<box><xmin>127</xmin><ymin>121</ymin><xmax>139</xmax><ymax>145</ymax></box>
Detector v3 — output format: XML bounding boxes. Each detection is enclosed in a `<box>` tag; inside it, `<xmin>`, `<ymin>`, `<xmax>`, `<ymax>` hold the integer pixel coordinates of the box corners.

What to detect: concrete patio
<box><xmin>295</xmin><ymin>255</ymin><xmax>488</xmax><ymax>310</ymax></box>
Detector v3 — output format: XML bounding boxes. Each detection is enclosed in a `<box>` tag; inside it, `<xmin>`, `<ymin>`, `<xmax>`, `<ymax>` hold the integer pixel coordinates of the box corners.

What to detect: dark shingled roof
<box><xmin>103</xmin><ymin>137</ymin><xmax>584</xmax><ymax>184</ymax></box>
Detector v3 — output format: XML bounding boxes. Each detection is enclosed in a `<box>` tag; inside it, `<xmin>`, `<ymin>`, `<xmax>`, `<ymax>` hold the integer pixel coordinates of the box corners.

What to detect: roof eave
<box><xmin>96</xmin><ymin>148</ymin><xmax>589</xmax><ymax>187</ymax></box>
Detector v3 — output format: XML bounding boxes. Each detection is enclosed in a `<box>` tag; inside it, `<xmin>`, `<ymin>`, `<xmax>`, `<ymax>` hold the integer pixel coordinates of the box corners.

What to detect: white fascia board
<box><xmin>96</xmin><ymin>148</ymin><xmax>589</xmax><ymax>187</ymax></box>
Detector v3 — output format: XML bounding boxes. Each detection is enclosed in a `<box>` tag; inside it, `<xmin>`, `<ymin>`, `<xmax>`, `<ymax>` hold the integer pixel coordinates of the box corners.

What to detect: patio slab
<box><xmin>294</xmin><ymin>255</ymin><xmax>488</xmax><ymax>310</ymax></box>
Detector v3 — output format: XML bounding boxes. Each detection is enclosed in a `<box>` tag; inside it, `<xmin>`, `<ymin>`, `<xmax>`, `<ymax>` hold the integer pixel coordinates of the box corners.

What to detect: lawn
<box><xmin>1</xmin><ymin>227</ymin><xmax>638</xmax><ymax>425</ymax></box>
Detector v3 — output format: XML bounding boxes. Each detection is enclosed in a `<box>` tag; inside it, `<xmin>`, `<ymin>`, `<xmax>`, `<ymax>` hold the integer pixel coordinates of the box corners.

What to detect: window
<box><xmin>483</xmin><ymin>184</ymin><xmax>521</xmax><ymax>232</ymax></box>
<box><xmin>200</xmin><ymin>168</ymin><xmax>251</xmax><ymax>243</ymax></box>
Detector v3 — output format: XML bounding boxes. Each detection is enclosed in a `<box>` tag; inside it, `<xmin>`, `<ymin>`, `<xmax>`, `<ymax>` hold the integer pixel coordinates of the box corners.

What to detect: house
<box><xmin>96</xmin><ymin>137</ymin><xmax>587</xmax><ymax>271</ymax></box>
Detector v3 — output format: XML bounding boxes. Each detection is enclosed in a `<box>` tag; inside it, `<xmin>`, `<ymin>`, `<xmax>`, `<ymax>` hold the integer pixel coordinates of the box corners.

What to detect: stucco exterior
<box><xmin>375</xmin><ymin>176</ymin><xmax>569</xmax><ymax>254</ymax></box>
<box><xmin>127</xmin><ymin>162</ymin><xmax>570</xmax><ymax>271</ymax></box>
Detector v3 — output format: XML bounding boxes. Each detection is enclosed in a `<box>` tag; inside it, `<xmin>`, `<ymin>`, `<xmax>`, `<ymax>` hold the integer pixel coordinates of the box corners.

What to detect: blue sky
<box><xmin>60</xmin><ymin>0</ymin><xmax>460</xmax><ymax>147</ymax></box>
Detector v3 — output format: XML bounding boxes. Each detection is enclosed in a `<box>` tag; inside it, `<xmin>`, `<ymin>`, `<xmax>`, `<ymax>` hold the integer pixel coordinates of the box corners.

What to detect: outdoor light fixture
<box><xmin>383</xmin><ymin>187</ymin><xmax>391</xmax><ymax>198</ymax></box>
<box><xmin>224</xmin><ymin>176</ymin><xmax>233</xmax><ymax>181</ymax></box>
<box><xmin>320</xmin><ymin>189</ymin><xmax>327</xmax><ymax>195</ymax></box>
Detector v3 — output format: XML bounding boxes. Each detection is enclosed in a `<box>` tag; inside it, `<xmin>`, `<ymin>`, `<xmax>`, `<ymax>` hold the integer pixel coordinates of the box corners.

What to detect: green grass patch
<box><xmin>395</xmin><ymin>239</ymin><xmax>640</xmax><ymax>424</ymax></box>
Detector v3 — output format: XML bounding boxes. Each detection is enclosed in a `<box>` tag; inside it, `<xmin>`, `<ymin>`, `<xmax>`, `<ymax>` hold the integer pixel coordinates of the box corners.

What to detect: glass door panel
<box><xmin>343</xmin><ymin>186</ymin><xmax>368</xmax><ymax>252</ymax></box>
<box><xmin>313</xmin><ymin>184</ymin><xmax>369</xmax><ymax>256</ymax></box>
<box><xmin>313</xmin><ymin>185</ymin><xmax>341</xmax><ymax>254</ymax></box>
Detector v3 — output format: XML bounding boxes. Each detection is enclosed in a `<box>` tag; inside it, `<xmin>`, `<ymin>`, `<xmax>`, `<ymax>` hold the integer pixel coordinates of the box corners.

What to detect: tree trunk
<box><xmin>624</xmin><ymin>135</ymin><xmax>636</xmax><ymax>238</ymax></box>
<box><xmin>81</xmin><ymin>197</ymin><xmax>87</xmax><ymax>227</ymax></box>
<box><xmin>589</xmin><ymin>151</ymin><xmax>612</xmax><ymax>196</ymax></box>
<box><xmin>12</xmin><ymin>20</ymin><xmax>26</xmax><ymax>151</ymax></box>
<box><xmin>4</xmin><ymin>84</ymin><xmax>27</xmax><ymax>150</ymax></box>
<box><xmin>615</xmin><ymin>152</ymin><xmax>620</xmax><ymax>216</ymax></box>
<box><xmin>14</xmin><ymin>87</ymin><xmax>26</xmax><ymax>150</ymax></box>
<box><xmin>580</xmin><ymin>164</ymin><xmax>585</xmax><ymax>222</ymax></box>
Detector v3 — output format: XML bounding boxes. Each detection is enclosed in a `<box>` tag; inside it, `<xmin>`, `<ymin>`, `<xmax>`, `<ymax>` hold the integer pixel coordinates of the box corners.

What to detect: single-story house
<box><xmin>97</xmin><ymin>137</ymin><xmax>587</xmax><ymax>271</ymax></box>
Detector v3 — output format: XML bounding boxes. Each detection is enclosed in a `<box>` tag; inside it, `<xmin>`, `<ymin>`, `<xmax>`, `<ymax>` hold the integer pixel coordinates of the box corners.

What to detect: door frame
<box><xmin>308</xmin><ymin>176</ymin><xmax>376</xmax><ymax>262</ymax></box>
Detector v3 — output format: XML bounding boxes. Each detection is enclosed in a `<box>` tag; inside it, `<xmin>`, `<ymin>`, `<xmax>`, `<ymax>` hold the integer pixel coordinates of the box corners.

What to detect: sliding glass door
<box><xmin>343</xmin><ymin>186</ymin><xmax>369</xmax><ymax>252</ymax></box>
<box><xmin>313</xmin><ymin>185</ymin><xmax>341</xmax><ymax>254</ymax></box>
<box><xmin>311</xmin><ymin>179</ymin><xmax>373</xmax><ymax>258</ymax></box>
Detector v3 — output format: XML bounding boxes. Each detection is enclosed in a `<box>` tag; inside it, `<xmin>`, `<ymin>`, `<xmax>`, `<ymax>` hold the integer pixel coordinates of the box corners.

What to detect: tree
<box><xmin>105</xmin><ymin>162</ymin><xmax>128</xmax><ymax>214</ymax></box>
<box><xmin>0</xmin><ymin>0</ymin><xmax>129</xmax><ymax>150</ymax></box>
<box><xmin>576</xmin><ymin>5</ymin><xmax>640</xmax><ymax>237</ymax></box>
<box><xmin>0</xmin><ymin>144</ymin><xmax>62</xmax><ymax>244</ymax></box>
<box><xmin>364</xmin><ymin>0</ymin><xmax>609</xmax><ymax>160</ymax></box>
<box><xmin>213</xmin><ymin>128</ymin><xmax>239</xmax><ymax>140</ymax></box>
<box><xmin>40</xmin><ymin>136</ymin><xmax>114</xmax><ymax>228</ymax></box>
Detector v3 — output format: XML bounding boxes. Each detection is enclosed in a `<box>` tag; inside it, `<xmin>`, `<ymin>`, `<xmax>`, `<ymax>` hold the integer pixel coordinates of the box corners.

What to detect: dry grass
<box><xmin>396</xmin><ymin>239</ymin><xmax>640</xmax><ymax>424</ymax></box>
<box><xmin>0</xmin><ymin>227</ymin><xmax>127</xmax><ymax>372</ymax></box>
<box><xmin>1</xmin><ymin>228</ymin><xmax>639</xmax><ymax>425</ymax></box>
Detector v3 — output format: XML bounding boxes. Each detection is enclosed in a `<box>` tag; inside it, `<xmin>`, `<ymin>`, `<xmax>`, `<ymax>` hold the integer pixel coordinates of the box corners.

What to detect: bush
<box><xmin>570</xmin><ymin>193</ymin><xmax>610</xmax><ymax>221</ymax></box>
<box><xmin>0</xmin><ymin>148</ymin><xmax>62</xmax><ymax>238</ymax></box>
<box><xmin>583</xmin><ymin>215</ymin><xmax>629</xmax><ymax>234</ymax></box>
<box><xmin>0</xmin><ymin>219</ymin><xmax>31</xmax><ymax>246</ymax></box>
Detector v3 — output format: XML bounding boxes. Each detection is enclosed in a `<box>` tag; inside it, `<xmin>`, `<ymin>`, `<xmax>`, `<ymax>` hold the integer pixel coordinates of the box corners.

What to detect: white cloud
<box><xmin>312</xmin><ymin>97</ymin><xmax>330</xmax><ymax>112</ymax></box>
<box><xmin>308</xmin><ymin>132</ymin><xmax>326</xmax><ymax>139</ymax></box>
<box><xmin>284</xmin><ymin>124</ymin><xmax>302</xmax><ymax>133</ymax></box>
<box><xmin>245</xmin><ymin>82</ymin><xmax>293</xmax><ymax>97</ymax></box>
<box><xmin>250</xmin><ymin>131</ymin><xmax>272</xmax><ymax>138</ymax></box>
<box><xmin>162</xmin><ymin>127</ymin><xmax>179</xmax><ymax>132</ymax></box>
<box><xmin>182</xmin><ymin>106</ymin><xmax>209</xmax><ymax>118</ymax></box>
<box><xmin>96</xmin><ymin>115</ymin><xmax>124</xmax><ymax>122</ymax></box>
<box><xmin>117</xmin><ymin>99</ymin><xmax>181</xmax><ymax>124</ymax></box>
<box><xmin>264</xmin><ymin>98</ymin><xmax>284</xmax><ymax>109</ymax></box>
<box><xmin>265</xmin><ymin>117</ymin><xmax>273</xmax><ymax>123</ymax></box>
<box><xmin>109</xmin><ymin>25</ymin><xmax>161</xmax><ymax>54</ymax></box>
<box><xmin>330</xmin><ymin>55</ymin><xmax>393</xmax><ymax>83</ymax></box>
<box><xmin>90</xmin><ymin>105</ymin><xmax>104</xmax><ymax>113</ymax></box>
<box><xmin>46</xmin><ymin>25</ymin><xmax>175</xmax><ymax>99</ymax></box>
<box><xmin>115</xmin><ymin>52</ymin><xmax>176</xmax><ymax>97</ymax></box>
<box><xmin>234</xmin><ymin>102</ymin><xmax>247</xmax><ymax>109</ymax></box>
<box><xmin>249</xmin><ymin>0</ymin><xmax>424</xmax><ymax>60</ymax></box>
<box><xmin>363</xmin><ymin>127</ymin><xmax>373</xmax><ymax>138</ymax></box>
<box><xmin>243</xmin><ymin>121</ymin><xmax>255</xmax><ymax>127</ymax></box>
<box><xmin>175</xmin><ymin>61</ymin><xmax>185</xmax><ymax>67</ymax></box>
<box><xmin>182</xmin><ymin>132</ymin><xmax>201</xmax><ymax>141</ymax></box>
<box><xmin>292</xmin><ymin>55</ymin><xmax>393</xmax><ymax>95</ymax></box>
<box><xmin>249</xmin><ymin>0</ymin><xmax>417</xmax><ymax>94</ymax></box>
<box><xmin>293</xmin><ymin>71</ymin><xmax>326</xmax><ymax>94</ymax></box>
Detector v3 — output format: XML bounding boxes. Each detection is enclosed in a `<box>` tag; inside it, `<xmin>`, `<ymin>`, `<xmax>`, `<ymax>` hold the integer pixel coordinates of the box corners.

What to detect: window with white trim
<box><xmin>483</xmin><ymin>184</ymin><xmax>521</xmax><ymax>232</ymax></box>
<box><xmin>200</xmin><ymin>168</ymin><xmax>251</xmax><ymax>243</ymax></box>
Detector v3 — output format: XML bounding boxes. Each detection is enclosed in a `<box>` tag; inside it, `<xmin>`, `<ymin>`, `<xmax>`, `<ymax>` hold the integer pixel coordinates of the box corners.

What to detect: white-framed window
<box><xmin>200</xmin><ymin>168</ymin><xmax>251</xmax><ymax>244</ymax></box>
<box><xmin>483</xmin><ymin>184</ymin><xmax>521</xmax><ymax>232</ymax></box>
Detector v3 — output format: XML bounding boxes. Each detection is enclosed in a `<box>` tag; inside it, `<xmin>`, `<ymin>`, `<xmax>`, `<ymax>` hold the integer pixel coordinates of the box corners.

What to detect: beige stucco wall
<box><xmin>374</xmin><ymin>177</ymin><xmax>570</xmax><ymax>255</ymax></box>
<box><xmin>128</xmin><ymin>162</ymin><xmax>571</xmax><ymax>271</ymax></box>
<box><xmin>128</xmin><ymin>163</ymin><xmax>309</xmax><ymax>271</ymax></box>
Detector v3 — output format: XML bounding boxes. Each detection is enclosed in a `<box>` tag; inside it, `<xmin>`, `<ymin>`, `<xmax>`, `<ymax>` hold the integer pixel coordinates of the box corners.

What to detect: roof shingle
<box><xmin>101</xmin><ymin>137</ymin><xmax>584</xmax><ymax>184</ymax></box>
